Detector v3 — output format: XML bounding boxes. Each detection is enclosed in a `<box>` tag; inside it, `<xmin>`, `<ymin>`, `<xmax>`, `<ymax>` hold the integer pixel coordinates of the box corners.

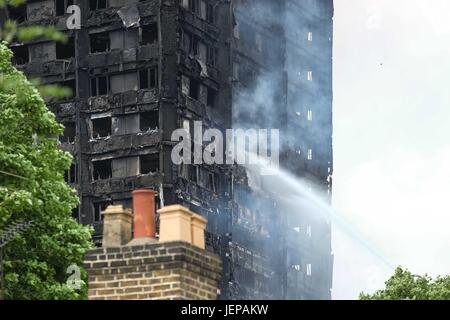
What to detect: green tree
<box><xmin>0</xmin><ymin>41</ymin><xmax>93</xmax><ymax>299</ymax></box>
<box><xmin>360</xmin><ymin>267</ymin><xmax>450</xmax><ymax>300</ymax></box>
<box><xmin>0</xmin><ymin>0</ymin><xmax>72</xmax><ymax>100</ymax></box>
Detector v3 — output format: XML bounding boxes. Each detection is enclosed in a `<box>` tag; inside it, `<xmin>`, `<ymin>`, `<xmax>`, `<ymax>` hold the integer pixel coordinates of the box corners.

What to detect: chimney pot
<box><xmin>158</xmin><ymin>205</ymin><xmax>193</xmax><ymax>244</ymax></box>
<box><xmin>158</xmin><ymin>205</ymin><xmax>208</xmax><ymax>249</ymax></box>
<box><xmin>101</xmin><ymin>205</ymin><xmax>133</xmax><ymax>247</ymax></box>
<box><xmin>132</xmin><ymin>189</ymin><xmax>156</xmax><ymax>239</ymax></box>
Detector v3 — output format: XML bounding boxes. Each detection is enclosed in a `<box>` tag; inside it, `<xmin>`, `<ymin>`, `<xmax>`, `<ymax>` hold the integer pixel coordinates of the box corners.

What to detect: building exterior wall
<box><xmin>3</xmin><ymin>0</ymin><xmax>333</xmax><ymax>300</ymax></box>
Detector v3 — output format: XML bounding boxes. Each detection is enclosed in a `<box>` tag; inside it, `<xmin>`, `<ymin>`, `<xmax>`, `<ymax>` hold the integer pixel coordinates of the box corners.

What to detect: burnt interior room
<box><xmin>10</xmin><ymin>44</ymin><xmax>29</xmax><ymax>65</ymax></box>
<box><xmin>93</xmin><ymin>159</ymin><xmax>112</xmax><ymax>181</ymax></box>
<box><xmin>56</xmin><ymin>37</ymin><xmax>75</xmax><ymax>59</ymax></box>
<box><xmin>60</xmin><ymin>121</ymin><xmax>76</xmax><ymax>143</ymax></box>
<box><xmin>91</xmin><ymin>117</ymin><xmax>112</xmax><ymax>138</ymax></box>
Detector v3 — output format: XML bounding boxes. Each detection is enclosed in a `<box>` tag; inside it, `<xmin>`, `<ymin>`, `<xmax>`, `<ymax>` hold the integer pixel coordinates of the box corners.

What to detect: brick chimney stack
<box><xmin>84</xmin><ymin>191</ymin><xmax>222</xmax><ymax>300</ymax></box>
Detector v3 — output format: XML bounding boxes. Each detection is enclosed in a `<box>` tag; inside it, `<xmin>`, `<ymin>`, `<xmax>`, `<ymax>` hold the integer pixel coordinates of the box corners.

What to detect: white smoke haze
<box><xmin>231</xmin><ymin>0</ymin><xmax>450</xmax><ymax>300</ymax></box>
<box><xmin>333</xmin><ymin>0</ymin><xmax>450</xmax><ymax>299</ymax></box>
<box><xmin>232</xmin><ymin>0</ymin><xmax>334</xmax><ymax>299</ymax></box>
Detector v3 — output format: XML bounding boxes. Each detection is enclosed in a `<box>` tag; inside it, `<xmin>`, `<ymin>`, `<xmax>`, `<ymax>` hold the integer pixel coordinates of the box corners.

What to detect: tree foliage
<box><xmin>0</xmin><ymin>0</ymin><xmax>73</xmax><ymax>100</ymax></box>
<box><xmin>0</xmin><ymin>41</ymin><xmax>93</xmax><ymax>299</ymax></box>
<box><xmin>360</xmin><ymin>267</ymin><xmax>450</xmax><ymax>300</ymax></box>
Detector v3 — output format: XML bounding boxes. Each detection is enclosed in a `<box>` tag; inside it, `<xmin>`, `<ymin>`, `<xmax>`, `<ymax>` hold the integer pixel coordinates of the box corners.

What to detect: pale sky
<box><xmin>332</xmin><ymin>0</ymin><xmax>450</xmax><ymax>299</ymax></box>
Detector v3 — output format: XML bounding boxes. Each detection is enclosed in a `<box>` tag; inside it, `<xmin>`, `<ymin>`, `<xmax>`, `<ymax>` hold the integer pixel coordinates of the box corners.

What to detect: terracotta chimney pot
<box><xmin>132</xmin><ymin>189</ymin><xmax>156</xmax><ymax>239</ymax></box>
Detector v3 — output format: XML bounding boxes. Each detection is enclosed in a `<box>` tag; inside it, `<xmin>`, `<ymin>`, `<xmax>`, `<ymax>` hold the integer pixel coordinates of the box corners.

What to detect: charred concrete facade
<box><xmin>2</xmin><ymin>0</ymin><xmax>333</xmax><ymax>299</ymax></box>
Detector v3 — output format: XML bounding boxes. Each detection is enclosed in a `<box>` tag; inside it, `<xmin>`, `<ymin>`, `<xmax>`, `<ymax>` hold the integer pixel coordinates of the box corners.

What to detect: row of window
<box><xmin>90</xmin><ymin>156</ymin><xmax>220</xmax><ymax>193</ymax></box>
<box><xmin>60</xmin><ymin>111</ymin><xmax>159</xmax><ymax>143</ymax></box>
<box><xmin>190</xmin><ymin>165</ymin><xmax>220</xmax><ymax>193</ymax></box>
<box><xmin>37</xmin><ymin>68</ymin><xmax>157</xmax><ymax>102</ymax></box>
<box><xmin>10</xmin><ymin>26</ymin><xmax>156</xmax><ymax>66</ymax></box>
<box><xmin>90</xmin><ymin>67</ymin><xmax>158</xmax><ymax>97</ymax></box>
<box><xmin>70</xmin><ymin>165</ymin><xmax>220</xmax><ymax>223</ymax></box>
<box><xmin>92</xmin><ymin>154</ymin><xmax>159</xmax><ymax>181</ymax></box>
<box><xmin>10</xmin><ymin>24</ymin><xmax>157</xmax><ymax>66</ymax></box>
<box><xmin>90</xmin><ymin>25</ymin><xmax>158</xmax><ymax>54</ymax></box>
<box><xmin>8</xmin><ymin>0</ymin><xmax>217</xmax><ymax>24</ymax></box>
<box><xmin>11</xmin><ymin>38</ymin><xmax>75</xmax><ymax>66</ymax></box>
<box><xmin>233</xmin><ymin>63</ymin><xmax>313</xmax><ymax>86</ymax></box>
<box><xmin>36</xmin><ymin>69</ymin><xmax>156</xmax><ymax>103</ymax></box>
<box><xmin>7</xmin><ymin>0</ymin><xmax>151</xmax><ymax>22</ymax></box>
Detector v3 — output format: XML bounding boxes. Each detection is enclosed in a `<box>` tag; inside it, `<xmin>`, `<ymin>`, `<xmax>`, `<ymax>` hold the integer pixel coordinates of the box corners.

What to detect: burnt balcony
<box><xmin>87</xmin><ymin>44</ymin><xmax>159</xmax><ymax>69</ymax></box>
<box><xmin>17</xmin><ymin>58</ymin><xmax>75</xmax><ymax>77</ymax></box>
<box><xmin>87</xmin><ymin>89</ymin><xmax>159</xmax><ymax>112</ymax></box>
<box><xmin>87</xmin><ymin>1</ymin><xmax>159</xmax><ymax>27</ymax></box>
<box><xmin>87</xmin><ymin>130</ymin><xmax>162</xmax><ymax>156</ymax></box>
<box><xmin>88</xmin><ymin>173</ymin><xmax>162</xmax><ymax>196</ymax></box>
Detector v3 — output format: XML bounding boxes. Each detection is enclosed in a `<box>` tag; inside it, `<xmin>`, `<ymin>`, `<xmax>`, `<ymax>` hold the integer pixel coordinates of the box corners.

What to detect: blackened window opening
<box><xmin>189</xmin><ymin>0</ymin><xmax>198</xmax><ymax>13</ymax></box>
<box><xmin>90</xmin><ymin>0</ymin><xmax>108</xmax><ymax>11</ymax></box>
<box><xmin>93</xmin><ymin>159</ymin><xmax>112</xmax><ymax>181</ymax></box>
<box><xmin>207</xmin><ymin>172</ymin><xmax>219</xmax><ymax>193</ymax></box>
<box><xmin>140</xmin><ymin>24</ymin><xmax>158</xmax><ymax>45</ymax></box>
<box><xmin>61</xmin><ymin>79</ymin><xmax>76</xmax><ymax>99</ymax></box>
<box><xmin>8</xmin><ymin>4</ymin><xmax>27</xmax><ymax>23</ymax></box>
<box><xmin>64</xmin><ymin>163</ymin><xmax>77</xmax><ymax>184</ymax></box>
<box><xmin>90</xmin><ymin>32</ymin><xmax>110</xmax><ymax>53</ymax></box>
<box><xmin>207</xmin><ymin>46</ymin><xmax>217</xmax><ymax>66</ymax></box>
<box><xmin>56</xmin><ymin>37</ymin><xmax>75</xmax><ymax>59</ymax></box>
<box><xmin>90</xmin><ymin>76</ymin><xmax>108</xmax><ymax>96</ymax></box>
<box><xmin>56</xmin><ymin>0</ymin><xmax>74</xmax><ymax>16</ymax></box>
<box><xmin>139</xmin><ymin>68</ymin><xmax>158</xmax><ymax>89</ymax></box>
<box><xmin>207</xmin><ymin>3</ymin><xmax>215</xmax><ymax>23</ymax></box>
<box><xmin>93</xmin><ymin>201</ymin><xmax>111</xmax><ymax>222</ymax></box>
<box><xmin>10</xmin><ymin>45</ymin><xmax>29</xmax><ymax>65</ymax></box>
<box><xmin>207</xmin><ymin>88</ymin><xmax>217</xmax><ymax>107</ymax></box>
<box><xmin>92</xmin><ymin>117</ymin><xmax>112</xmax><ymax>138</ymax></box>
<box><xmin>72</xmin><ymin>206</ymin><xmax>79</xmax><ymax>220</ymax></box>
<box><xmin>60</xmin><ymin>121</ymin><xmax>76</xmax><ymax>143</ymax></box>
<box><xmin>140</xmin><ymin>111</ymin><xmax>159</xmax><ymax>132</ymax></box>
<box><xmin>189</xmin><ymin>79</ymin><xmax>200</xmax><ymax>100</ymax></box>
<box><xmin>140</xmin><ymin>154</ymin><xmax>159</xmax><ymax>174</ymax></box>
<box><xmin>190</xmin><ymin>166</ymin><xmax>200</xmax><ymax>184</ymax></box>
